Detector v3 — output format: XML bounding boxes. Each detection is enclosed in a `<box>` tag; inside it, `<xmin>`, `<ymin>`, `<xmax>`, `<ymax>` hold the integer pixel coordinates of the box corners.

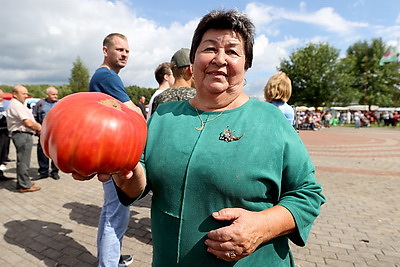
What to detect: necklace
<box><xmin>194</xmin><ymin>107</ymin><xmax>225</xmax><ymax>130</ymax></box>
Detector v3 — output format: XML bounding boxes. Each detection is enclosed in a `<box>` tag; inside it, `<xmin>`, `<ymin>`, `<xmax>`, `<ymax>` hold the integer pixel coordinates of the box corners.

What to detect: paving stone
<box><xmin>1</xmin><ymin>127</ymin><xmax>399</xmax><ymax>266</ymax></box>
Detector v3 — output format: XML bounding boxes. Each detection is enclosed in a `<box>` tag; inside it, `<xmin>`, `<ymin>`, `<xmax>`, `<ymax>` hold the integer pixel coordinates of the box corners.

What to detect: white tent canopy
<box><xmin>295</xmin><ymin>106</ymin><xmax>315</xmax><ymax>111</ymax></box>
<box><xmin>377</xmin><ymin>107</ymin><xmax>400</xmax><ymax>111</ymax></box>
<box><xmin>331</xmin><ymin>105</ymin><xmax>379</xmax><ymax>111</ymax></box>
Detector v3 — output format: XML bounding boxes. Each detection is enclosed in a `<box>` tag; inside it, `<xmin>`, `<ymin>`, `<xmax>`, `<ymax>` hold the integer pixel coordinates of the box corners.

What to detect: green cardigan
<box><xmin>119</xmin><ymin>98</ymin><xmax>325</xmax><ymax>266</ymax></box>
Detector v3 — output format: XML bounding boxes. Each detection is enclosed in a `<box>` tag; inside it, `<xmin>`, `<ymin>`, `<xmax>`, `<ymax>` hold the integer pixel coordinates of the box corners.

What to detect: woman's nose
<box><xmin>213</xmin><ymin>51</ymin><xmax>227</xmax><ymax>66</ymax></box>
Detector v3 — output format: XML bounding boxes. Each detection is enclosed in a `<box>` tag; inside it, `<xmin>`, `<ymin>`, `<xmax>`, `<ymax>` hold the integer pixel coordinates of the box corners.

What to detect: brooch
<box><xmin>219</xmin><ymin>126</ymin><xmax>244</xmax><ymax>142</ymax></box>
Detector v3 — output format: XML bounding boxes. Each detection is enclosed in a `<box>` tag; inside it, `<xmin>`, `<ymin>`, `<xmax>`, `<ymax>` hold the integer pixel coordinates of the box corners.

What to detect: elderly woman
<box><xmin>75</xmin><ymin>9</ymin><xmax>325</xmax><ymax>266</ymax></box>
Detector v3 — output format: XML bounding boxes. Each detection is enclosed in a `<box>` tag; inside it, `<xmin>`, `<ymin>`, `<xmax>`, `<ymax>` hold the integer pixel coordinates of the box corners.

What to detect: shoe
<box><xmin>118</xmin><ymin>255</ymin><xmax>133</xmax><ymax>267</ymax></box>
<box><xmin>0</xmin><ymin>175</ymin><xmax>13</xmax><ymax>181</ymax></box>
<box><xmin>0</xmin><ymin>164</ymin><xmax>6</xmax><ymax>171</ymax></box>
<box><xmin>34</xmin><ymin>174</ymin><xmax>49</xmax><ymax>180</ymax></box>
<box><xmin>17</xmin><ymin>182</ymin><xmax>35</xmax><ymax>189</ymax></box>
<box><xmin>18</xmin><ymin>186</ymin><xmax>41</xmax><ymax>193</ymax></box>
<box><xmin>51</xmin><ymin>173</ymin><xmax>60</xmax><ymax>180</ymax></box>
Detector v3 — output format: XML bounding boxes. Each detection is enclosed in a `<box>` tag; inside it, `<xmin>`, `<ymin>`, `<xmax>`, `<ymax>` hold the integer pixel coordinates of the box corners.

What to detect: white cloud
<box><xmin>291</xmin><ymin>7</ymin><xmax>368</xmax><ymax>35</ymax></box>
<box><xmin>252</xmin><ymin>34</ymin><xmax>300</xmax><ymax>72</ymax></box>
<box><xmin>245</xmin><ymin>2</ymin><xmax>368</xmax><ymax>36</ymax></box>
<box><xmin>375</xmin><ymin>24</ymin><xmax>400</xmax><ymax>48</ymax></box>
<box><xmin>0</xmin><ymin>0</ymin><xmax>397</xmax><ymax>100</ymax></box>
<box><xmin>243</xmin><ymin>34</ymin><xmax>302</xmax><ymax>99</ymax></box>
<box><xmin>245</xmin><ymin>3</ymin><xmax>275</xmax><ymax>27</ymax></box>
<box><xmin>0</xmin><ymin>0</ymin><xmax>197</xmax><ymax>88</ymax></box>
<box><xmin>240</xmin><ymin>2</ymin><xmax>374</xmax><ymax>98</ymax></box>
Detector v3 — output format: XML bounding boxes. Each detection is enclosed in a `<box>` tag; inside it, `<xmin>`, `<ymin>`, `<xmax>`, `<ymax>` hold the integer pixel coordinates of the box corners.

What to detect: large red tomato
<box><xmin>40</xmin><ymin>92</ymin><xmax>147</xmax><ymax>177</ymax></box>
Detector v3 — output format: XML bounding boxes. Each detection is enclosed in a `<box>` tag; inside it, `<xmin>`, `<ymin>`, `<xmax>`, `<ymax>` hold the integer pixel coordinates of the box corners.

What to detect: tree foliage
<box><xmin>346</xmin><ymin>38</ymin><xmax>398</xmax><ymax>107</ymax></box>
<box><xmin>126</xmin><ymin>85</ymin><xmax>156</xmax><ymax>104</ymax></box>
<box><xmin>279</xmin><ymin>39</ymin><xmax>399</xmax><ymax>109</ymax></box>
<box><xmin>2</xmin><ymin>38</ymin><xmax>398</xmax><ymax>108</ymax></box>
<box><xmin>279</xmin><ymin>43</ymin><xmax>346</xmax><ymax>108</ymax></box>
<box><xmin>69</xmin><ymin>56</ymin><xmax>90</xmax><ymax>94</ymax></box>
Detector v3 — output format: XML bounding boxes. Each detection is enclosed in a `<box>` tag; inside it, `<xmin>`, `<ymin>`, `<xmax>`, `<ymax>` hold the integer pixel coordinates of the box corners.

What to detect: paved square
<box><xmin>0</xmin><ymin>127</ymin><xmax>399</xmax><ymax>266</ymax></box>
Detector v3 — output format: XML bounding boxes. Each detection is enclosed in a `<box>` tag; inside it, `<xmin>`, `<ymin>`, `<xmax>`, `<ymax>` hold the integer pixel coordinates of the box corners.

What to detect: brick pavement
<box><xmin>293</xmin><ymin>127</ymin><xmax>400</xmax><ymax>267</ymax></box>
<box><xmin>0</xmin><ymin>127</ymin><xmax>399</xmax><ymax>266</ymax></box>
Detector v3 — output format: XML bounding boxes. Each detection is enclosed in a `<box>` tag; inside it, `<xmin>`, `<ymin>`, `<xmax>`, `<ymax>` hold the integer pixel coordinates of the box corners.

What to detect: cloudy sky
<box><xmin>1</xmin><ymin>0</ymin><xmax>399</xmax><ymax>99</ymax></box>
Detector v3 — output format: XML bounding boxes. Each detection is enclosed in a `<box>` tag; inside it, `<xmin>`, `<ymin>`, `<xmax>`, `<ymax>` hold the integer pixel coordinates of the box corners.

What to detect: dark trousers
<box><xmin>0</xmin><ymin>131</ymin><xmax>7</xmax><ymax>178</ymax></box>
<box><xmin>4</xmin><ymin>135</ymin><xmax>11</xmax><ymax>160</ymax></box>
<box><xmin>11</xmin><ymin>132</ymin><xmax>33</xmax><ymax>189</ymax></box>
<box><xmin>0</xmin><ymin>130</ymin><xmax>8</xmax><ymax>163</ymax></box>
<box><xmin>37</xmin><ymin>137</ymin><xmax>58</xmax><ymax>176</ymax></box>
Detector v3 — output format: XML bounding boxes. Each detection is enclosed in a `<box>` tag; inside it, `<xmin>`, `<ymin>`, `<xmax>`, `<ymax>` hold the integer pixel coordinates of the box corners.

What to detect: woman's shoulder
<box><xmin>153</xmin><ymin>100</ymin><xmax>191</xmax><ymax>116</ymax></box>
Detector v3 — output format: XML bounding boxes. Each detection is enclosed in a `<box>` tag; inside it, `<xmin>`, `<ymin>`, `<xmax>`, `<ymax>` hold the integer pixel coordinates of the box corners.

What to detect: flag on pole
<box><xmin>379</xmin><ymin>47</ymin><xmax>398</xmax><ymax>66</ymax></box>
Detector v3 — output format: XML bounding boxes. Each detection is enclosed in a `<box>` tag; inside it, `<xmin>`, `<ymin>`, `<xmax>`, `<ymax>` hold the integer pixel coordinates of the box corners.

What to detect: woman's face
<box><xmin>193</xmin><ymin>29</ymin><xmax>246</xmax><ymax>97</ymax></box>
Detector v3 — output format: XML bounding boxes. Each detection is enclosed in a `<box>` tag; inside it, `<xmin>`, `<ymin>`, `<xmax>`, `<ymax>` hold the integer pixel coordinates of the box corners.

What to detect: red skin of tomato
<box><xmin>40</xmin><ymin>92</ymin><xmax>147</xmax><ymax>177</ymax></box>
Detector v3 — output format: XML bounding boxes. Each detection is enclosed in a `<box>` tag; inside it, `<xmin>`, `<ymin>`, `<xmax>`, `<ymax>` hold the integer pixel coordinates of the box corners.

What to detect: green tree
<box><xmin>331</xmin><ymin>56</ymin><xmax>360</xmax><ymax>105</ymax></box>
<box><xmin>279</xmin><ymin>43</ymin><xmax>346</xmax><ymax>108</ymax></box>
<box><xmin>57</xmin><ymin>84</ymin><xmax>74</xmax><ymax>98</ymax></box>
<box><xmin>125</xmin><ymin>85</ymin><xmax>156</xmax><ymax>104</ymax></box>
<box><xmin>346</xmin><ymin>38</ymin><xmax>398</xmax><ymax>107</ymax></box>
<box><xmin>69</xmin><ymin>57</ymin><xmax>90</xmax><ymax>93</ymax></box>
<box><xmin>0</xmin><ymin>85</ymin><xmax>13</xmax><ymax>93</ymax></box>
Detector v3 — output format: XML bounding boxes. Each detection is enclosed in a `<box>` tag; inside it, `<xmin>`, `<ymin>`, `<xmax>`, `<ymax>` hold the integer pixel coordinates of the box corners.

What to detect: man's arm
<box><xmin>123</xmin><ymin>100</ymin><xmax>145</xmax><ymax>118</ymax></box>
<box><xmin>23</xmin><ymin>119</ymin><xmax>41</xmax><ymax>133</ymax></box>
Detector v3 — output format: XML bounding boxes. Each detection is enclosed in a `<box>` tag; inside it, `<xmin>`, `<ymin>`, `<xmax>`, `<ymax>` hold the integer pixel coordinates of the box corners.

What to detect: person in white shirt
<box><xmin>147</xmin><ymin>62</ymin><xmax>175</xmax><ymax>120</ymax></box>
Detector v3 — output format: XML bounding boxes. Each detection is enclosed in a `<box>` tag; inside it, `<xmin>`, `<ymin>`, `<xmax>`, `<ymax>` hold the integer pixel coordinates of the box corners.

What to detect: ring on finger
<box><xmin>227</xmin><ymin>250</ymin><xmax>237</xmax><ymax>259</ymax></box>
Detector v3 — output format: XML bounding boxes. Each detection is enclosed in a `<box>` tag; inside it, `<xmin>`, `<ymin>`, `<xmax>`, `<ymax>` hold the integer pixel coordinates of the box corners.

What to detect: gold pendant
<box><xmin>195</xmin><ymin>121</ymin><xmax>205</xmax><ymax>131</ymax></box>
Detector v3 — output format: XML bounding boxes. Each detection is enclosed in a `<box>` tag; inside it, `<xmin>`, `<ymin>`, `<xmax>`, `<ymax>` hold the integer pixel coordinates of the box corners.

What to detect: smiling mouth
<box><xmin>208</xmin><ymin>71</ymin><xmax>227</xmax><ymax>77</ymax></box>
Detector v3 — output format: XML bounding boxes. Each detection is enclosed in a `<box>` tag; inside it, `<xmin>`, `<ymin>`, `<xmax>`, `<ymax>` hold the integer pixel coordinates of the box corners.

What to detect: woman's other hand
<box><xmin>205</xmin><ymin>208</ymin><xmax>265</xmax><ymax>261</ymax></box>
<box><xmin>205</xmin><ymin>206</ymin><xmax>296</xmax><ymax>262</ymax></box>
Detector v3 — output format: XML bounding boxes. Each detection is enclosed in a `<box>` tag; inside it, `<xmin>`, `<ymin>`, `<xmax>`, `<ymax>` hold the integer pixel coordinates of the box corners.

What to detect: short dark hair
<box><xmin>189</xmin><ymin>9</ymin><xmax>255</xmax><ymax>70</ymax></box>
<box><xmin>154</xmin><ymin>62</ymin><xmax>172</xmax><ymax>85</ymax></box>
<box><xmin>103</xmin><ymin>33</ymin><xmax>127</xmax><ymax>48</ymax></box>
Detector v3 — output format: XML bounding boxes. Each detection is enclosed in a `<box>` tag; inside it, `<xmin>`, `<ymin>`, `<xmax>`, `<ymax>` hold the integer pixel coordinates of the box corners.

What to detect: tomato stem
<box><xmin>99</xmin><ymin>99</ymin><xmax>122</xmax><ymax>111</ymax></box>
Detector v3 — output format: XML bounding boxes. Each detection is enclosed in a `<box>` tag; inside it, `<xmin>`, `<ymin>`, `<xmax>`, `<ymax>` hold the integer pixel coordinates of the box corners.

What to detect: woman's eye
<box><xmin>204</xmin><ymin>47</ymin><xmax>216</xmax><ymax>52</ymax></box>
<box><xmin>227</xmin><ymin>50</ymin><xmax>240</xmax><ymax>56</ymax></box>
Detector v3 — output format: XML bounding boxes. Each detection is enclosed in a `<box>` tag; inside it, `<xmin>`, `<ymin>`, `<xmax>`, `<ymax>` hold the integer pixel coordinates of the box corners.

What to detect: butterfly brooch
<box><xmin>219</xmin><ymin>126</ymin><xmax>244</xmax><ymax>143</ymax></box>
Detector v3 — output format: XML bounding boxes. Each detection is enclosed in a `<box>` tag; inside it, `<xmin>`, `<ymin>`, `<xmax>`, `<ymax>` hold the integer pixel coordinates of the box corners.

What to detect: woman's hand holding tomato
<box><xmin>71</xmin><ymin>170</ymin><xmax>133</xmax><ymax>182</ymax></box>
<box><xmin>40</xmin><ymin>92</ymin><xmax>147</xmax><ymax>178</ymax></box>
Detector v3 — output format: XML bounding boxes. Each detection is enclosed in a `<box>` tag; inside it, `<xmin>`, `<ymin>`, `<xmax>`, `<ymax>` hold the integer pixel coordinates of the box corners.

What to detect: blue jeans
<box><xmin>97</xmin><ymin>179</ymin><xmax>130</xmax><ymax>267</ymax></box>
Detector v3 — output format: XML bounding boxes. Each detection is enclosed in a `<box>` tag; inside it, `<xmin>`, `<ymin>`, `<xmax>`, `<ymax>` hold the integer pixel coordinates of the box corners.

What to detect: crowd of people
<box><xmin>295</xmin><ymin>109</ymin><xmax>399</xmax><ymax>130</ymax></box>
<box><xmin>0</xmin><ymin>9</ymin><xmax>327</xmax><ymax>267</ymax></box>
